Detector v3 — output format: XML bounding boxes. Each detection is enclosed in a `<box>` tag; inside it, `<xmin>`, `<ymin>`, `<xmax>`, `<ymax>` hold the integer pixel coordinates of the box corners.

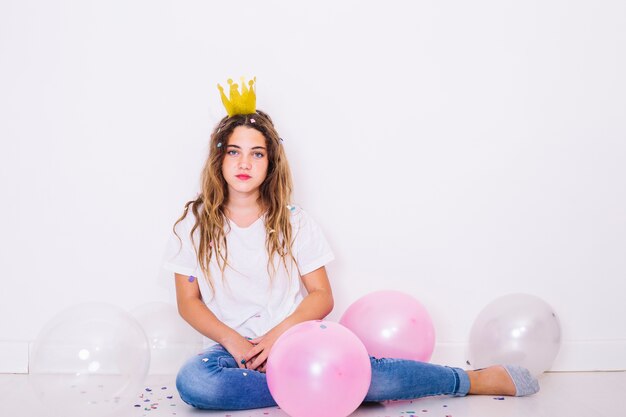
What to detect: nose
<box><xmin>238</xmin><ymin>155</ymin><xmax>252</xmax><ymax>170</ymax></box>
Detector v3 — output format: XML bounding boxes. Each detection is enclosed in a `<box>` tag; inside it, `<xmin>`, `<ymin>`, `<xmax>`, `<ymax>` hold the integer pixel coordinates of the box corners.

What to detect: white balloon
<box><xmin>131</xmin><ymin>301</ymin><xmax>203</xmax><ymax>375</ymax></box>
<box><xmin>29</xmin><ymin>303</ymin><xmax>150</xmax><ymax>417</ymax></box>
<box><xmin>467</xmin><ymin>293</ymin><xmax>561</xmax><ymax>376</ymax></box>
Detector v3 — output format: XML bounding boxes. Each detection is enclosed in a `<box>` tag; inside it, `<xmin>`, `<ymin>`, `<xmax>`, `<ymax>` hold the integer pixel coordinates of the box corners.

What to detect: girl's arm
<box><xmin>174</xmin><ymin>273</ymin><xmax>253</xmax><ymax>368</ymax></box>
<box><xmin>243</xmin><ymin>266</ymin><xmax>334</xmax><ymax>371</ymax></box>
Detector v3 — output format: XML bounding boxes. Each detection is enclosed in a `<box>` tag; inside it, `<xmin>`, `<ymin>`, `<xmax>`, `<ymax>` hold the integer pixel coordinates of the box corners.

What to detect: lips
<box><xmin>236</xmin><ymin>174</ymin><xmax>251</xmax><ymax>180</ymax></box>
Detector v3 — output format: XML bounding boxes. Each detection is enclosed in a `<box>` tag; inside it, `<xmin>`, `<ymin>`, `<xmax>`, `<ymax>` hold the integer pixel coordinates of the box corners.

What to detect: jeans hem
<box><xmin>451</xmin><ymin>367</ymin><xmax>470</xmax><ymax>396</ymax></box>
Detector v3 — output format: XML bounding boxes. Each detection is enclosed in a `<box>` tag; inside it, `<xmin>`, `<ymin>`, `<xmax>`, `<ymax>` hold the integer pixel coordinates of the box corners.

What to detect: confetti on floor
<box><xmin>131</xmin><ymin>382</ymin><xmax>182</xmax><ymax>416</ymax></box>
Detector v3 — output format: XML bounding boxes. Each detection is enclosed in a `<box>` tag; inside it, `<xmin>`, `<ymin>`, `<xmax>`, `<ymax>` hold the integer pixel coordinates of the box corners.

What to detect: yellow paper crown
<box><xmin>217</xmin><ymin>77</ymin><xmax>256</xmax><ymax>116</ymax></box>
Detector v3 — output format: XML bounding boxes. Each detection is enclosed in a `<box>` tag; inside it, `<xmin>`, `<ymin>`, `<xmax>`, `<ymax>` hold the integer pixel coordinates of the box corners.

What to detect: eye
<box><xmin>254</xmin><ymin>152</ymin><xmax>265</xmax><ymax>159</ymax></box>
<box><xmin>227</xmin><ymin>149</ymin><xmax>239</xmax><ymax>156</ymax></box>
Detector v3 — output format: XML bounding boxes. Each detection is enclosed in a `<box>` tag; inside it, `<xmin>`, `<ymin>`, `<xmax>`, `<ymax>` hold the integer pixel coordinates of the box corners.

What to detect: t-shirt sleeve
<box><xmin>292</xmin><ymin>209</ymin><xmax>335</xmax><ymax>276</ymax></box>
<box><xmin>162</xmin><ymin>213</ymin><xmax>199</xmax><ymax>278</ymax></box>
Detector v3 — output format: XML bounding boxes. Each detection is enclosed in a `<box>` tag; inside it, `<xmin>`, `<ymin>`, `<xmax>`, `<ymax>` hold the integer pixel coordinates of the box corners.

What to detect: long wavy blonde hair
<box><xmin>173</xmin><ymin>110</ymin><xmax>295</xmax><ymax>298</ymax></box>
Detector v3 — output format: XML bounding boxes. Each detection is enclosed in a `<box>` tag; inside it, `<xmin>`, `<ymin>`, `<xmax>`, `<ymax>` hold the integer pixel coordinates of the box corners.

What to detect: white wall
<box><xmin>1</xmin><ymin>0</ymin><xmax>625</xmax><ymax>373</ymax></box>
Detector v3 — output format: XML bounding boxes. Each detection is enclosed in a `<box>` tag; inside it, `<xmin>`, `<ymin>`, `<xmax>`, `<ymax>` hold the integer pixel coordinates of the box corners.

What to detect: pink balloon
<box><xmin>266</xmin><ymin>320</ymin><xmax>371</xmax><ymax>417</ymax></box>
<box><xmin>340</xmin><ymin>290</ymin><xmax>435</xmax><ymax>362</ymax></box>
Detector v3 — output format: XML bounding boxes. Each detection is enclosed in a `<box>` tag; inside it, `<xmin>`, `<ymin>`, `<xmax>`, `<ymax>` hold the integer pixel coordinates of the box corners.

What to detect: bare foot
<box><xmin>467</xmin><ymin>366</ymin><xmax>517</xmax><ymax>396</ymax></box>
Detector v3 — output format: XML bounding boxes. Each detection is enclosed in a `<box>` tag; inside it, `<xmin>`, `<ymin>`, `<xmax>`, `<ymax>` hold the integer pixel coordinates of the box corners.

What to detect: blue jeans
<box><xmin>176</xmin><ymin>344</ymin><xmax>470</xmax><ymax>410</ymax></box>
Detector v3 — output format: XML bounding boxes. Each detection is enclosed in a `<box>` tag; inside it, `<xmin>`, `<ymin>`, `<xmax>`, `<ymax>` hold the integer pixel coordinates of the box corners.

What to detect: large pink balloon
<box><xmin>340</xmin><ymin>290</ymin><xmax>435</xmax><ymax>362</ymax></box>
<box><xmin>266</xmin><ymin>320</ymin><xmax>371</xmax><ymax>417</ymax></box>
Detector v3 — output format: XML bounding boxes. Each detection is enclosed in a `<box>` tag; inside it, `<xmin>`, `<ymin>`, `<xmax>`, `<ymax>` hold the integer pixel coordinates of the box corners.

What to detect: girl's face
<box><xmin>221</xmin><ymin>126</ymin><xmax>269</xmax><ymax>199</ymax></box>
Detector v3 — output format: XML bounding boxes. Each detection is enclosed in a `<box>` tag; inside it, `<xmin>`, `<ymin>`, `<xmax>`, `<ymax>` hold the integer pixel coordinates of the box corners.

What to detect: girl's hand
<box><xmin>221</xmin><ymin>336</ymin><xmax>256</xmax><ymax>370</ymax></box>
<box><xmin>243</xmin><ymin>326</ymin><xmax>287</xmax><ymax>372</ymax></box>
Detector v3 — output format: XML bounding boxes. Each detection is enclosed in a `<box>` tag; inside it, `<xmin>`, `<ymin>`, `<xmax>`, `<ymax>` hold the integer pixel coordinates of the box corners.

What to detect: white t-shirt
<box><xmin>162</xmin><ymin>206</ymin><xmax>334</xmax><ymax>348</ymax></box>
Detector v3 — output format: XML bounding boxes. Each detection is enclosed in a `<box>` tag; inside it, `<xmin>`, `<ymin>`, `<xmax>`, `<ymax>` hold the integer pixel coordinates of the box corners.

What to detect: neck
<box><xmin>225</xmin><ymin>191</ymin><xmax>263</xmax><ymax>214</ymax></box>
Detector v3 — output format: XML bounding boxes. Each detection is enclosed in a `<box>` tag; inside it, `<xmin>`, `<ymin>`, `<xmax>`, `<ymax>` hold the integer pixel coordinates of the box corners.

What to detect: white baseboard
<box><xmin>2</xmin><ymin>339</ymin><xmax>625</xmax><ymax>374</ymax></box>
<box><xmin>430</xmin><ymin>339</ymin><xmax>626</xmax><ymax>371</ymax></box>
<box><xmin>550</xmin><ymin>340</ymin><xmax>626</xmax><ymax>371</ymax></box>
<box><xmin>0</xmin><ymin>341</ymin><xmax>29</xmax><ymax>374</ymax></box>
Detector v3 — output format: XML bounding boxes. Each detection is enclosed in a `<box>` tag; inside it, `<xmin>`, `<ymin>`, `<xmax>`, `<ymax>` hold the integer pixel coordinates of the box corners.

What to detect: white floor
<box><xmin>1</xmin><ymin>371</ymin><xmax>625</xmax><ymax>417</ymax></box>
